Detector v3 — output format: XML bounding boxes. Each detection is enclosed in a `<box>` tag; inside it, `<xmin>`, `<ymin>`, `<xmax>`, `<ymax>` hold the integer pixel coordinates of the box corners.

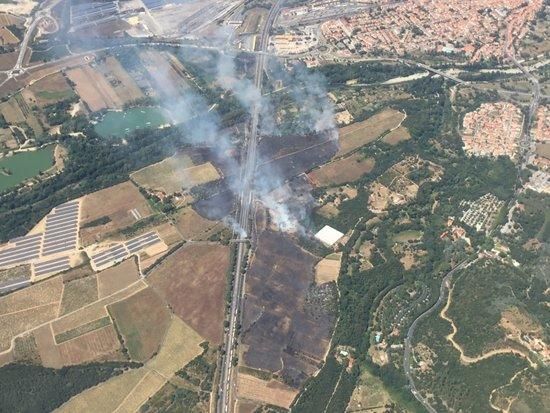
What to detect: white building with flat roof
<box><xmin>315</xmin><ymin>225</ymin><xmax>344</xmax><ymax>247</ymax></box>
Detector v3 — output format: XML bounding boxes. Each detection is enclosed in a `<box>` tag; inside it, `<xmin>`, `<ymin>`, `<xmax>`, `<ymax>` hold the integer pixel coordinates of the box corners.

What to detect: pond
<box><xmin>94</xmin><ymin>107</ymin><xmax>169</xmax><ymax>138</ymax></box>
<box><xmin>0</xmin><ymin>146</ymin><xmax>54</xmax><ymax>192</ymax></box>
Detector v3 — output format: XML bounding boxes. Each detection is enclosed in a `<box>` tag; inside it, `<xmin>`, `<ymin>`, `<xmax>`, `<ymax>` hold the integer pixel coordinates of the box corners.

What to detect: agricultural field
<box><xmin>308</xmin><ymin>152</ymin><xmax>375</xmax><ymax>187</ymax></box>
<box><xmin>0</xmin><ymin>27</ymin><xmax>18</xmax><ymax>45</ymax></box>
<box><xmin>108</xmin><ymin>287</ymin><xmax>171</xmax><ymax>362</ymax></box>
<box><xmin>0</xmin><ymin>276</ymin><xmax>63</xmax><ymax>352</ymax></box>
<box><xmin>96</xmin><ymin>258</ymin><xmax>140</xmax><ymax>298</ymax></box>
<box><xmin>348</xmin><ymin>368</ymin><xmax>409</xmax><ymax>412</ymax></box>
<box><xmin>241</xmin><ymin>231</ymin><xmax>337</xmax><ymax>387</ymax></box>
<box><xmin>22</xmin><ymin>72</ymin><xmax>75</xmax><ymax>108</ymax></box>
<box><xmin>130</xmin><ymin>152</ymin><xmax>221</xmax><ymax>195</ymax></box>
<box><xmin>0</xmin><ymin>93</ymin><xmax>43</xmax><ymax>137</ymax></box>
<box><xmin>0</xmin><ymin>128</ymin><xmax>18</xmax><ymax>151</ymax></box>
<box><xmin>337</xmin><ymin>108</ymin><xmax>405</xmax><ymax>156</ymax></box>
<box><xmin>96</xmin><ymin>56</ymin><xmax>144</xmax><ymax>104</ymax></box>
<box><xmin>0</xmin><ymin>274</ymin><xmax>146</xmax><ymax>368</ymax></box>
<box><xmin>314</xmin><ymin>252</ymin><xmax>342</xmax><ymax>284</ymax></box>
<box><xmin>0</xmin><ymin>12</ymin><xmax>24</xmax><ymax>30</ymax></box>
<box><xmin>0</xmin><ymin>260</ymin><xmax>148</xmax><ymax>368</ymax></box>
<box><xmin>139</xmin><ymin>50</ymin><xmax>190</xmax><ymax>99</ymax></box>
<box><xmin>147</xmin><ymin>243</ymin><xmax>229</xmax><ymax>344</ymax></box>
<box><xmin>237</xmin><ymin>373</ymin><xmax>298</xmax><ymax>409</ymax></box>
<box><xmin>55</xmin><ymin>315</ymin><xmax>203</xmax><ymax>411</ymax></box>
<box><xmin>66</xmin><ymin>64</ymin><xmax>124</xmax><ymax>112</ymax></box>
<box><xmin>79</xmin><ymin>181</ymin><xmax>153</xmax><ymax>245</ymax></box>
<box><xmin>174</xmin><ymin>206</ymin><xmax>222</xmax><ymax>240</ymax></box>
<box><xmin>382</xmin><ymin>125</ymin><xmax>411</xmax><ymax>146</ymax></box>
<box><xmin>58</xmin><ymin>271</ymin><xmax>98</xmax><ymax>316</ymax></box>
<box><xmin>0</xmin><ymin>51</ymin><xmax>17</xmax><ymax>70</ymax></box>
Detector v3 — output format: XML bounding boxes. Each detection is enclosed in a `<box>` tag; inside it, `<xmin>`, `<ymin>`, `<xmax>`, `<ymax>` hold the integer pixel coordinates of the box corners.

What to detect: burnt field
<box><xmin>256</xmin><ymin>133</ymin><xmax>338</xmax><ymax>188</ymax></box>
<box><xmin>241</xmin><ymin>231</ymin><xmax>337</xmax><ymax>387</ymax></box>
<box><xmin>194</xmin><ymin>132</ymin><xmax>335</xmax><ymax>220</ymax></box>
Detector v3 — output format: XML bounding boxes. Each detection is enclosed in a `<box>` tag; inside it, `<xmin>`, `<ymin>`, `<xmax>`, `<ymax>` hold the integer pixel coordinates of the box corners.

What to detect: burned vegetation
<box><xmin>241</xmin><ymin>231</ymin><xmax>338</xmax><ymax>387</ymax></box>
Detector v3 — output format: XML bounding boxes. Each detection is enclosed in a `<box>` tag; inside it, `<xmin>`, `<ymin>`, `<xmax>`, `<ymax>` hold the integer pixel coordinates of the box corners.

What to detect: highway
<box><xmin>216</xmin><ymin>1</ymin><xmax>284</xmax><ymax>412</ymax></box>
<box><xmin>402</xmin><ymin>259</ymin><xmax>471</xmax><ymax>413</ymax></box>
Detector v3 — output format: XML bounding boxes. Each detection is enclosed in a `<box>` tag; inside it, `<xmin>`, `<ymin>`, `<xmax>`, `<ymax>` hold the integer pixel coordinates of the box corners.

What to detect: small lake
<box><xmin>0</xmin><ymin>146</ymin><xmax>54</xmax><ymax>192</ymax></box>
<box><xmin>94</xmin><ymin>107</ymin><xmax>168</xmax><ymax>138</ymax></box>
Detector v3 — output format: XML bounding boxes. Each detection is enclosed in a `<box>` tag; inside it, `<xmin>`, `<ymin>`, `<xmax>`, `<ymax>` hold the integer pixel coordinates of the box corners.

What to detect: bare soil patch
<box><xmin>337</xmin><ymin>108</ymin><xmax>405</xmax><ymax>156</ymax></box>
<box><xmin>0</xmin><ymin>51</ymin><xmax>17</xmax><ymax>71</ymax></box>
<box><xmin>147</xmin><ymin>243</ymin><xmax>229</xmax><ymax>344</ymax></box>
<box><xmin>308</xmin><ymin>153</ymin><xmax>375</xmax><ymax>187</ymax></box>
<box><xmin>97</xmin><ymin>56</ymin><xmax>143</xmax><ymax>104</ymax></box>
<box><xmin>0</xmin><ymin>264</ymin><xmax>30</xmax><ymax>284</ymax></box>
<box><xmin>237</xmin><ymin>373</ymin><xmax>298</xmax><ymax>409</ymax></box>
<box><xmin>382</xmin><ymin>125</ymin><xmax>411</xmax><ymax>145</ymax></box>
<box><xmin>139</xmin><ymin>50</ymin><xmax>190</xmax><ymax>99</ymax></box>
<box><xmin>315</xmin><ymin>253</ymin><xmax>342</xmax><ymax>284</ymax></box>
<box><xmin>174</xmin><ymin>206</ymin><xmax>222</xmax><ymax>240</ymax></box>
<box><xmin>80</xmin><ymin>181</ymin><xmax>153</xmax><ymax>245</ymax></box>
<box><xmin>131</xmin><ymin>153</ymin><xmax>220</xmax><ymax>195</ymax></box>
<box><xmin>536</xmin><ymin>143</ymin><xmax>550</xmax><ymax>159</ymax></box>
<box><xmin>66</xmin><ymin>65</ymin><xmax>123</xmax><ymax>111</ymax></box>
<box><xmin>96</xmin><ymin>257</ymin><xmax>140</xmax><ymax>298</ymax></box>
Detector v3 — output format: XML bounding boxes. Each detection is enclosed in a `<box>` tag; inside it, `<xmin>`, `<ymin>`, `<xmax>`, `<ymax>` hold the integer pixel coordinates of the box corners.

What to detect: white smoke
<box><xmin>154</xmin><ymin>47</ymin><xmax>337</xmax><ymax>234</ymax></box>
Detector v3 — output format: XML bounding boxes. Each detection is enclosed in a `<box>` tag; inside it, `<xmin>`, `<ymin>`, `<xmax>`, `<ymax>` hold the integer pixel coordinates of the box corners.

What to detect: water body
<box><xmin>94</xmin><ymin>107</ymin><xmax>168</xmax><ymax>138</ymax></box>
<box><xmin>0</xmin><ymin>146</ymin><xmax>54</xmax><ymax>192</ymax></box>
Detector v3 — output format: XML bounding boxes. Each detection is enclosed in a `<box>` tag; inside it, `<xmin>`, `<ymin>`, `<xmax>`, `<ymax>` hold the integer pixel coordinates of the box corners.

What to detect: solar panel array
<box><xmin>34</xmin><ymin>256</ymin><xmax>71</xmax><ymax>277</ymax></box>
<box><xmin>90</xmin><ymin>231</ymin><xmax>163</xmax><ymax>269</ymax></box>
<box><xmin>0</xmin><ymin>200</ymin><xmax>81</xmax><ymax>278</ymax></box>
<box><xmin>42</xmin><ymin>201</ymin><xmax>80</xmax><ymax>257</ymax></box>
<box><xmin>142</xmin><ymin>0</ymin><xmax>166</xmax><ymax>10</ymax></box>
<box><xmin>71</xmin><ymin>0</ymin><xmax>118</xmax><ymax>26</ymax></box>
<box><xmin>0</xmin><ymin>234</ymin><xmax>42</xmax><ymax>268</ymax></box>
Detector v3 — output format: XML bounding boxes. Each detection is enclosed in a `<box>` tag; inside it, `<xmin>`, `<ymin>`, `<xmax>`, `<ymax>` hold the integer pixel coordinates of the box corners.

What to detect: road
<box><xmin>8</xmin><ymin>0</ymin><xmax>62</xmax><ymax>77</ymax></box>
<box><xmin>508</xmin><ymin>53</ymin><xmax>541</xmax><ymax>168</ymax></box>
<box><xmin>402</xmin><ymin>259</ymin><xmax>471</xmax><ymax>413</ymax></box>
<box><xmin>216</xmin><ymin>1</ymin><xmax>283</xmax><ymax>412</ymax></box>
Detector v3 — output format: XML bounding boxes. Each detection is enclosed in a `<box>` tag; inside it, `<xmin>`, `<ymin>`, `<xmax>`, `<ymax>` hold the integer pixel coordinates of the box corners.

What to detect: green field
<box><xmin>94</xmin><ymin>107</ymin><xmax>168</xmax><ymax>138</ymax></box>
<box><xmin>35</xmin><ymin>90</ymin><xmax>75</xmax><ymax>101</ymax></box>
<box><xmin>393</xmin><ymin>230</ymin><xmax>423</xmax><ymax>243</ymax></box>
<box><xmin>0</xmin><ymin>146</ymin><xmax>54</xmax><ymax>192</ymax></box>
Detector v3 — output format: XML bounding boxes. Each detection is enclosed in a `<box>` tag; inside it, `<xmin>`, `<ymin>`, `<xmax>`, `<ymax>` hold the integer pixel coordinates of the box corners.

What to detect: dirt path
<box><xmin>489</xmin><ymin>367</ymin><xmax>528</xmax><ymax>413</ymax></box>
<box><xmin>439</xmin><ymin>285</ymin><xmax>536</xmax><ymax>368</ymax></box>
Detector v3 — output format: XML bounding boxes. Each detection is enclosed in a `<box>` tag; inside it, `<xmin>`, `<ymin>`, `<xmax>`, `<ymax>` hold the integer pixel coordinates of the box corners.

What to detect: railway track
<box><xmin>216</xmin><ymin>1</ymin><xmax>284</xmax><ymax>412</ymax></box>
